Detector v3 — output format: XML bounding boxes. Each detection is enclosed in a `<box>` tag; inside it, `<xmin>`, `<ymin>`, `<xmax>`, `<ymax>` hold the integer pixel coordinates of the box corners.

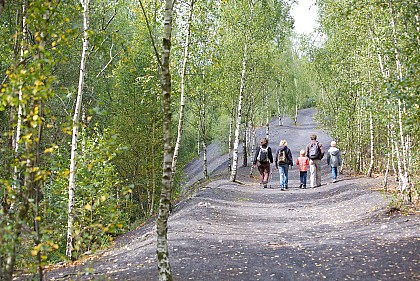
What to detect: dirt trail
<box><xmin>43</xmin><ymin>109</ymin><xmax>419</xmax><ymax>281</ymax></box>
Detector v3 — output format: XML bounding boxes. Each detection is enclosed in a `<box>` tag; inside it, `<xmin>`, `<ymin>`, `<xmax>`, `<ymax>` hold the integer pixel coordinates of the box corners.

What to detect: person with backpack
<box><xmin>327</xmin><ymin>141</ymin><xmax>342</xmax><ymax>183</ymax></box>
<box><xmin>253</xmin><ymin>137</ymin><xmax>273</xmax><ymax>188</ymax></box>
<box><xmin>305</xmin><ymin>134</ymin><xmax>325</xmax><ymax>188</ymax></box>
<box><xmin>275</xmin><ymin>139</ymin><xmax>293</xmax><ymax>191</ymax></box>
<box><xmin>296</xmin><ymin>149</ymin><xmax>310</xmax><ymax>189</ymax></box>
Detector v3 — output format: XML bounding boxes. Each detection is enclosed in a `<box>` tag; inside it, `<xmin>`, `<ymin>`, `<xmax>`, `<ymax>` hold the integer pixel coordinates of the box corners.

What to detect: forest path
<box><xmin>44</xmin><ymin>109</ymin><xmax>420</xmax><ymax>281</ymax></box>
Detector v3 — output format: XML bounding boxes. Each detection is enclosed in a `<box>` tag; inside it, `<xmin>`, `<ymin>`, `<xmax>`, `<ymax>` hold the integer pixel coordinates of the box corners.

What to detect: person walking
<box><xmin>253</xmin><ymin>137</ymin><xmax>273</xmax><ymax>188</ymax></box>
<box><xmin>296</xmin><ymin>149</ymin><xmax>309</xmax><ymax>189</ymax></box>
<box><xmin>305</xmin><ymin>134</ymin><xmax>325</xmax><ymax>188</ymax></box>
<box><xmin>275</xmin><ymin>139</ymin><xmax>293</xmax><ymax>191</ymax></box>
<box><xmin>327</xmin><ymin>141</ymin><xmax>342</xmax><ymax>183</ymax></box>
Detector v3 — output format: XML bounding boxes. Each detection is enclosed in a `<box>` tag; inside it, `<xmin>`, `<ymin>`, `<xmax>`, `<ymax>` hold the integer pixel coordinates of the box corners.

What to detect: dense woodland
<box><xmin>0</xmin><ymin>0</ymin><xmax>418</xmax><ymax>280</ymax></box>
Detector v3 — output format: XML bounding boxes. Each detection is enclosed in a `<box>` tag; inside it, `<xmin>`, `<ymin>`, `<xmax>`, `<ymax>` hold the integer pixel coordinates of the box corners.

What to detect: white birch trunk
<box><xmin>242</xmin><ymin>122</ymin><xmax>248</xmax><ymax>167</ymax></box>
<box><xmin>357</xmin><ymin>98</ymin><xmax>363</xmax><ymax>171</ymax></box>
<box><xmin>249</xmin><ymin>126</ymin><xmax>256</xmax><ymax>176</ymax></box>
<box><xmin>265</xmin><ymin>94</ymin><xmax>269</xmax><ymax>140</ymax></box>
<box><xmin>227</xmin><ymin>104</ymin><xmax>233</xmax><ymax>172</ymax></box>
<box><xmin>389</xmin><ymin>2</ymin><xmax>410</xmax><ymax>196</ymax></box>
<box><xmin>200</xmin><ymin>92</ymin><xmax>208</xmax><ymax>179</ymax></box>
<box><xmin>276</xmin><ymin>90</ymin><xmax>282</xmax><ymax>126</ymax></box>
<box><xmin>149</xmin><ymin>110</ymin><xmax>157</xmax><ymax>216</ymax></box>
<box><xmin>156</xmin><ymin>0</ymin><xmax>175</xmax><ymax>279</ymax></box>
<box><xmin>230</xmin><ymin>43</ymin><xmax>247</xmax><ymax>182</ymax></box>
<box><xmin>171</xmin><ymin>0</ymin><xmax>194</xmax><ymax>185</ymax></box>
<box><xmin>66</xmin><ymin>0</ymin><xmax>89</xmax><ymax>259</ymax></box>
<box><xmin>5</xmin><ymin>3</ymin><xmax>27</xmax><ymax>279</ymax></box>
<box><xmin>367</xmin><ymin>111</ymin><xmax>374</xmax><ymax>177</ymax></box>
<box><xmin>202</xmin><ymin>140</ymin><xmax>208</xmax><ymax>180</ymax></box>
<box><xmin>12</xmin><ymin>2</ymin><xmax>28</xmax><ymax>191</ymax></box>
<box><xmin>293</xmin><ymin>77</ymin><xmax>298</xmax><ymax>125</ymax></box>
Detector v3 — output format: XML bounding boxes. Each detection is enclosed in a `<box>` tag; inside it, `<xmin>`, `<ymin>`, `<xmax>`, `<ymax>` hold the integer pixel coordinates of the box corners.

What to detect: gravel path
<box><xmin>42</xmin><ymin>109</ymin><xmax>420</xmax><ymax>281</ymax></box>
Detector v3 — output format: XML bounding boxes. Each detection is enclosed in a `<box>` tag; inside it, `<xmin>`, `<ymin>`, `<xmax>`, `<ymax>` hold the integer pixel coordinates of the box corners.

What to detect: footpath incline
<box><xmin>45</xmin><ymin>108</ymin><xmax>419</xmax><ymax>281</ymax></box>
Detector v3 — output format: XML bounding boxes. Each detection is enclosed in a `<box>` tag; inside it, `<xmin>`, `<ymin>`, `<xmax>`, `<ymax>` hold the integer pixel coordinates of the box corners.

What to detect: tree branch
<box><xmin>96</xmin><ymin>43</ymin><xmax>123</xmax><ymax>78</ymax></box>
<box><xmin>138</xmin><ymin>0</ymin><xmax>162</xmax><ymax>67</ymax></box>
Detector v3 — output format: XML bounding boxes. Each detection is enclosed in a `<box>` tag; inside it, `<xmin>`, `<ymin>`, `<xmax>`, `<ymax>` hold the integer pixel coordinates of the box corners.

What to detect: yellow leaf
<box><xmin>31</xmin><ymin>250</ymin><xmax>38</xmax><ymax>256</ymax></box>
<box><xmin>100</xmin><ymin>195</ymin><xmax>107</xmax><ymax>202</ymax></box>
<box><xmin>85</xmin><ymin>204</ymin><xmax>92</xmax><ymax>211</ymax></box>
<box><xmin>44</xmin><ymin>147</ymin><xmax>54</xmax><ymax>153</ymax></box>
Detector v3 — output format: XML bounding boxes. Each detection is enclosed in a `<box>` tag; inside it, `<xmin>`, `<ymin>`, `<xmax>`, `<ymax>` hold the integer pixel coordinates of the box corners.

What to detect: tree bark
<box><xmin>156</xmin><ymin>0</ymin><xmax>175</xmax><ymax>280</ymax></box>
<box><xmin>293</xmin><ymin>77</ymin><xmax>298</xmax><ymax>125</ymax></box>
<box><xmin>366</xmin><ymin>111</ymin><xmax>375</xmax><ymax>177</ymax></box>
<box><xmin>389</xmin><ymin>1</ymin><xmax>410</xmax><ymax>198</ymax></box>
<box><xmin>265</xmin><ymin>94</ymin><xmax>269</xmax><ymax>140</ymax></box>
<box><xmin>230</xmin><ymin>43</ymin><xmax>247</xmax><ymax>182</ymax></box>
<box><xmin>227</xmin><ymin>101</ymin><xmax>234</xmax><ymax>172</ymax></box>
<box><xmin>66</xmin><ymin>0</ymin><xmax>90</xmax><ymax>259</ymax></box>
<box><xmin>200</xmin><ymin>93</ymin><xmax>208</xmax><ymax>179</ymax></box>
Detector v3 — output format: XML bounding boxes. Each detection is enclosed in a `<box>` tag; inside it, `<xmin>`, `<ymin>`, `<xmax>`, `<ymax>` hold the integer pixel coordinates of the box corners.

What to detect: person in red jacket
<box><xmin>296</xmin><ymin>149</ymin><xmax>310</xmax><ymax>189</ymax></box>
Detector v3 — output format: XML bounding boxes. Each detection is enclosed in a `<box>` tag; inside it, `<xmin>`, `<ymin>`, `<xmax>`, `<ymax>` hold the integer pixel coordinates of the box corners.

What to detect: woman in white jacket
<box><xmin>326</xmin><ymin>141</ymin><xmax>342</xmax><ymax>183</ymax></box>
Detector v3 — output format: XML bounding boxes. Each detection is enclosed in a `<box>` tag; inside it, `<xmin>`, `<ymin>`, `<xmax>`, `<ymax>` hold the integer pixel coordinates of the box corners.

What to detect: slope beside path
<box><xmin>43</xmin><ymin>108</ymin><xmax>419</xmax><ymax>281</ymax></box>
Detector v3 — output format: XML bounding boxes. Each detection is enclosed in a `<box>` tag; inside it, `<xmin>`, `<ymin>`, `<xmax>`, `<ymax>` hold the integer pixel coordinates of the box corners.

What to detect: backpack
<box><xmin>308</xmin><ymin>142</ymin><xmax>321</xmax><ymax>159</ymax></box>
<box><xmin>257</xmin><ymin>147</ymin><xmax>269</xmax><ymax>163</ymax></box>
<box><xmin>277</xmin><ymin>149</ymin><xmax>287</xmax><ymax>164</ymax></box>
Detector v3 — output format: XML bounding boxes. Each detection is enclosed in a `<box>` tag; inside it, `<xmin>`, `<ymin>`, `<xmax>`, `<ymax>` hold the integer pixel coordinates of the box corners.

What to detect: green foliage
<box><xmin>42</xmin><ymin>127</ymin><xmax>130</xmax><ymax>261</ymax></box>
<box><xmin>312</xmin><ymin>0</ymin><xmax>419</xmax><ymax>190</ymax></box>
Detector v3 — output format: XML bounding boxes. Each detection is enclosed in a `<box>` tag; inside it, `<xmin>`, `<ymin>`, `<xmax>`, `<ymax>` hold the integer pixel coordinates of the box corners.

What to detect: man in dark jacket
<box><xmin>305</xmin><ymin>134</ymin><xmax>325</xmax><ymax>188</ymax></box>
<box><xmin>253</xmin><ymin>137</ymin><xmax>273</xmax><ymax>188</ymax></box>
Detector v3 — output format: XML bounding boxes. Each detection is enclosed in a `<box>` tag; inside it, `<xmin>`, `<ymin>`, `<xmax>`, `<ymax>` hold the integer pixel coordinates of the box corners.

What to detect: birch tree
<box><xmin>66</xmin><ymin>0</ymin><xmax>90</xmax><ymax>259</ymax></box>
<box><xmin>156</xmin><ymin>0</ymin><xmax>175</xmax><ymax>279</ymax></box>
<box><xmin>171</xmin><ymin>0</ymin><xmax>195</xmax><ymax>185</ymax></box>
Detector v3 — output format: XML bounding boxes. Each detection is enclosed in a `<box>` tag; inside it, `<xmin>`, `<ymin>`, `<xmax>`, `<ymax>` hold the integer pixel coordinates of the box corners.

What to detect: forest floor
<box><xmin>33</xmin><ymin>108</ymin><xmax>419</xmax><ymax>281</ymax></box>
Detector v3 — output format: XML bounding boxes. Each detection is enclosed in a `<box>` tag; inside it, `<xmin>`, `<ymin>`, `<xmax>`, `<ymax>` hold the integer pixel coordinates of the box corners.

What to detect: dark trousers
<box><xmin>300</xmin><ymin>171</ymin><xmax>307</xmax><ymax>187</ymax></box>
<box><xmin>257</xmin><ymin>161</ymin><xmax>271</xmax><ymax>185</ymax></box>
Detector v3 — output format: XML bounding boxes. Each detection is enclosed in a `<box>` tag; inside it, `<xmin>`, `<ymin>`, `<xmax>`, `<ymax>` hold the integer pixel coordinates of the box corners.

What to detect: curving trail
<box><xmin>45</xmin><ymin>108</ymin><xmax>419</xmax><ymax>281</ymax></box>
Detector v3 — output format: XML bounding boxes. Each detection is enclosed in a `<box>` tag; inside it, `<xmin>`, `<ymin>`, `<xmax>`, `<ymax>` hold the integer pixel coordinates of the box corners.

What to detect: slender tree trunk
<box><xmin>293</xmin><ymin>77</ymin><xmax>298</xmax><ymax>125</ymax></box>
<box><xmin>3</xmin><ymin>4</ymin><xmax>28</xmax><ymax>280</ymax></box>
<box><xmin>202</xmin><ymin>140</ymin><xmax>208</xmax><ymax>179</ymax></box>
<box><xmin>276</xmin><ymin>89</ymin><xmax>282</xmax><ymax>126</ymax></box>
<box><xmin>230</xmin><ymin>43</ymin><xmax>247</xmax><ymax>182</ymax></box>
<box><xmin>156</xmin><ymin>0</ymin><xmax>175</xmax><ymax>279</ymax></box>
<box><xmin>389</xmin><ymin>1</ymin><xmax>410</xmax><ymax>197</ymax></box>
<box><xmin>366</xmin><ymin>111</ymin><xmax>374</xmax><ymax>177</ymax></box>
<box><xmin>242</xmin><ymin>121</ymin><xmax>248</xmax><ymax>167</ymax></box>
<box><xmin>12</xmin><ymin>1</ymin><xmax>28</xmax><ymax>191</ymax></box>
<box><xmin>171</xmin><ymin>0</ymin><xmax>194</xmax><ymax>185</ymax></box>
<box><xmin>249</xmin><ymin>126</ymin><xmax>256</xmax><ymax>175</ymax></box>
<box><xmin>265</xmin><ymin>94</ymin><xmax>269</xmax><ymax>140</ymax></box>
<box><xmin>227</xmin><ymin>101</ymin><xmax>234</xmax><ymax>172</ymax></box>
<box><xmin>66</xmin><ymin>0</ymin><xmax>90</xmax><ymax>259</ymax></box>
<box><xmin>366</xmin><ymin>65</ymin><xmax>375</xmax><ymax>177</ymax></box>
<box><xmin>150</xmin><ymin>99</ymin><xmax>157</xmax><ymax>216</ymax></box>
<box><xmin>200</xmin><ymin>93</ymin><xmax>208</xmax><ymax>179</ymax></box>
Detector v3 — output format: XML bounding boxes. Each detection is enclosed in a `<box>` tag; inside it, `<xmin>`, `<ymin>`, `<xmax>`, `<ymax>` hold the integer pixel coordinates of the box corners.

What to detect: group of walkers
<box><xmin>252</xmin><ymin>134</ymin><xmax>342</xmax><ymax>190</ymax></box>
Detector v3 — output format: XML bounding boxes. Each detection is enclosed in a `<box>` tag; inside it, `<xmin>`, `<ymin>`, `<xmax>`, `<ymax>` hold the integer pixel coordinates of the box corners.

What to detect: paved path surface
<box><xmin>43</xmin><ymin>109</ymin><xmax>420</xmax><ymax>281</ymax></box>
